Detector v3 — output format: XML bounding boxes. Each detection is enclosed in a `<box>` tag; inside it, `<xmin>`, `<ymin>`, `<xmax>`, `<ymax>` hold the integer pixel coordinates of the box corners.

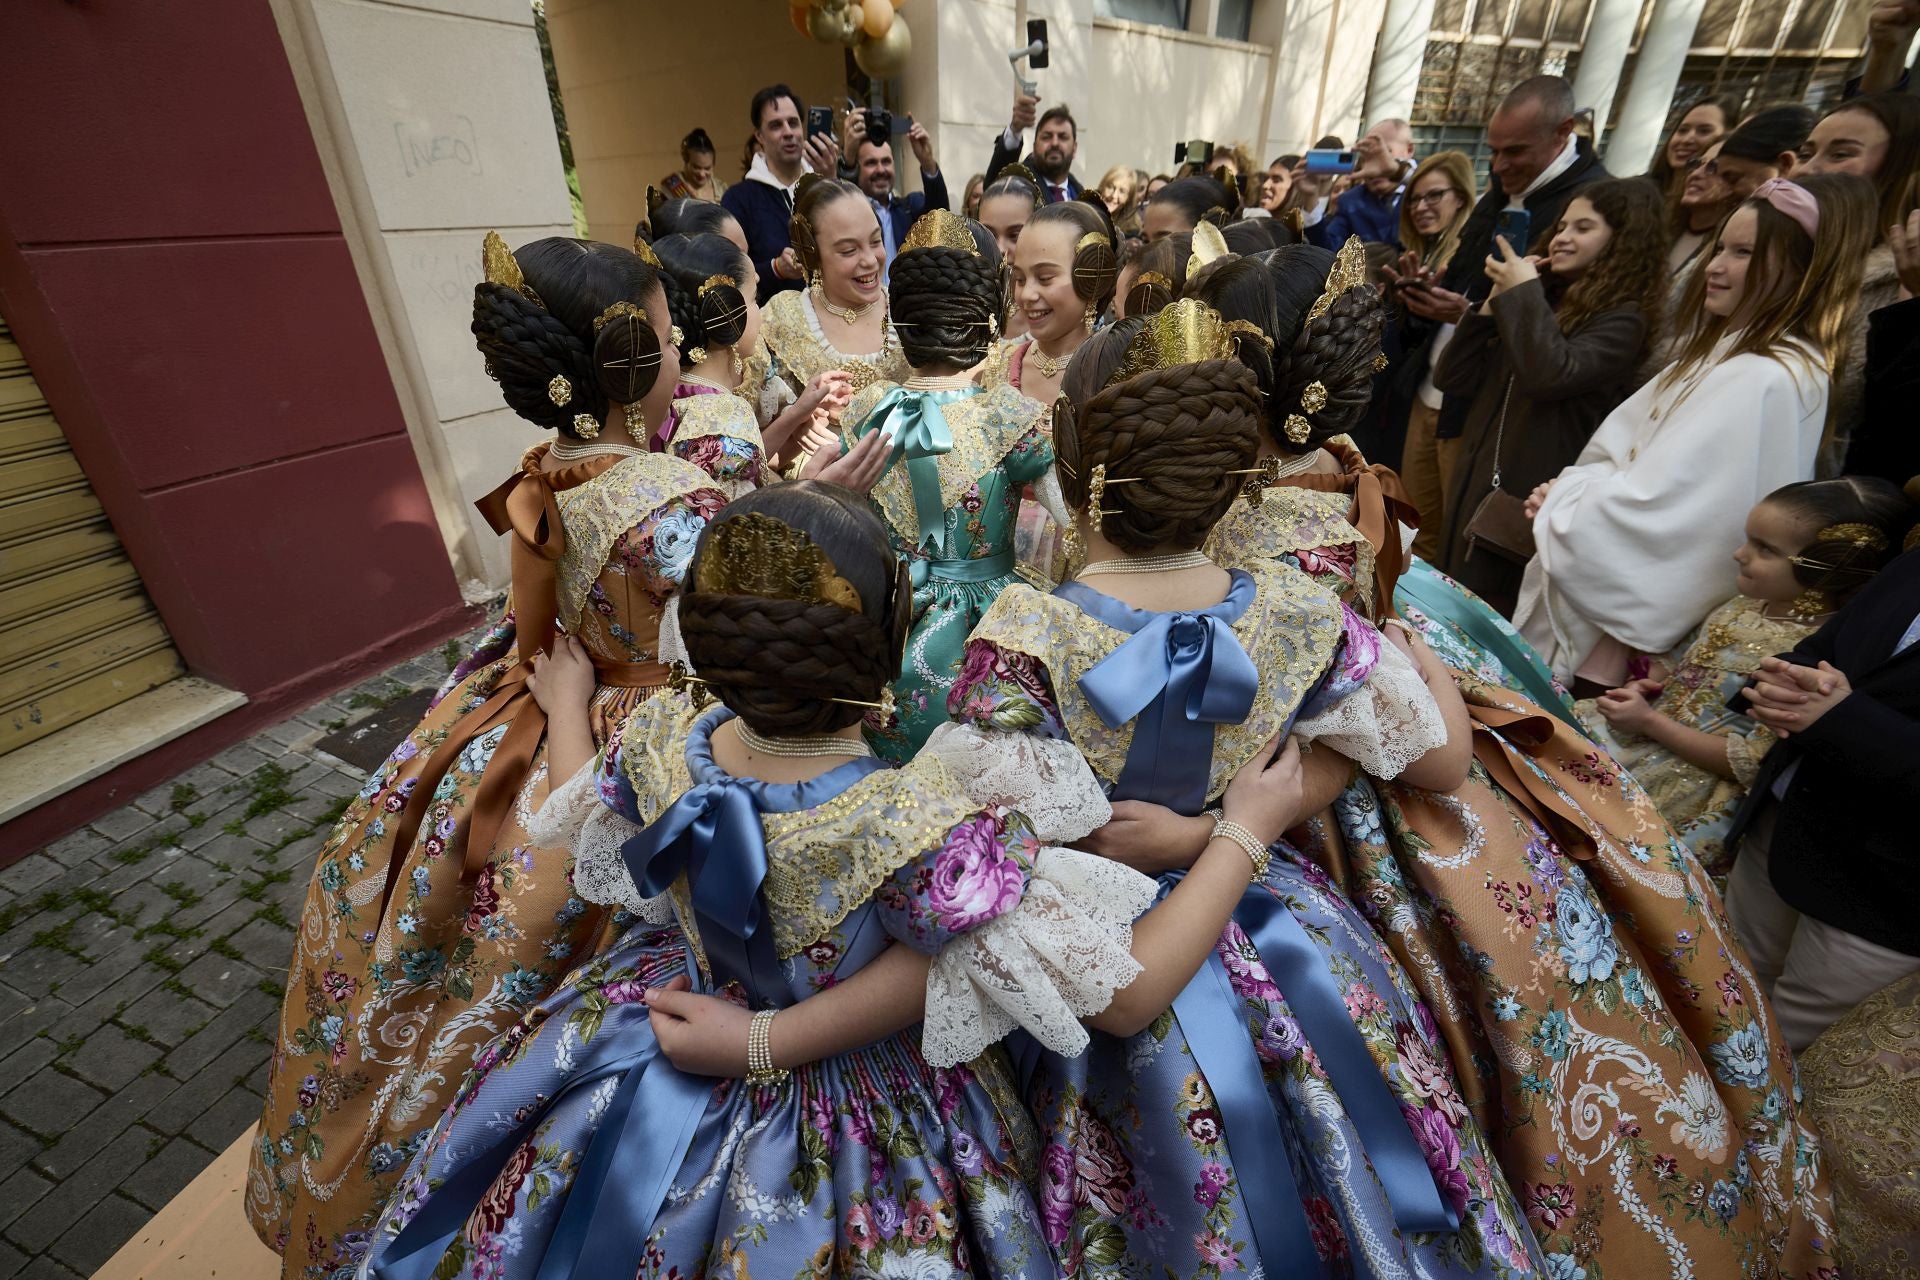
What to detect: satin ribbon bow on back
<box><xmin>1055</xmin><ymin>572</ymin><xmax>1260</xmax><ymax>815</ymax></box>
<box><xmin>861</xmin><ymin>386</ymin><xmax>977</xmax><ymax>551</ymax></box>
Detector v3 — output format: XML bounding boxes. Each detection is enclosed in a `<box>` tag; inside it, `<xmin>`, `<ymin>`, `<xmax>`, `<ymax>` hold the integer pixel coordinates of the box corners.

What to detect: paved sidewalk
<box><xmin>0</xmin><ymin>619</ymin><xmax>492</xmax><ymax>1279</ymax></box>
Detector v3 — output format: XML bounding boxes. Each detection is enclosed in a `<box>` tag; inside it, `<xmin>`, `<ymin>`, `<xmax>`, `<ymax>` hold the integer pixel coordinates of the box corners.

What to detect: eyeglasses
<box><xmin>1406</xmin><ymin>189</ymin><xmax>1462</xmax><ymax>208</ymax></box>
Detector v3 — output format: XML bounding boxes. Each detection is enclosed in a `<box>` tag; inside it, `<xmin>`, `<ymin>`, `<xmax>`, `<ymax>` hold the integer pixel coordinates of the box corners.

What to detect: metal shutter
<box><xmin>0</xmin><ymin>313</ymin><xmax>183</xmax><ymax>756</ymax></box>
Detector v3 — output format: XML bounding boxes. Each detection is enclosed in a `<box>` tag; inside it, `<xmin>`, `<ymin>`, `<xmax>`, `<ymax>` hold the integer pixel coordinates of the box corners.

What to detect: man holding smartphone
<box><xmin>722</xmin><ymin>84</ymin><xmax>844</xmax><ymax>303</ymax></box>
<box><xmin>844</xmin><ymin>108</ymin><xmax>949</xmax><ymax>284</ymax></box>
<box><xmin>986</xmin><ymin>90</ymin><xmax>1083</xmax><ymax>202</ymax></box>
<box><xmin>1307</xmin><ymin>119</ymin><xmax>1415</xmax><ymax>249</ymax></box>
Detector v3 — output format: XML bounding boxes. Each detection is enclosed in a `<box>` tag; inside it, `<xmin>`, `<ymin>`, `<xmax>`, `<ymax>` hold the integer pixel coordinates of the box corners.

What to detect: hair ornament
<box><xmin>1814</xmin><ymin>521</ymin><xmax>1888</xmax><ymax>552</ymax></box>
<box><xmin>693</xmin><ymin>511</ymin><xmax>865</xmax><ymax>614</ymax></box>
<box><xmin>592</xmin><ymin>300</ymin><xmax>648</xmax><ymax>335</ymax></box>
<box><xmin>995</xmin><ymin>162</ymin><xmax>1045</xmax><ymax>207</ymax></box>
<box><xmin>1188</xmin><ymin>221</ymin><xmax>1230</xmax><ymax>274</ymax></box>
<box><xmin>1072</xmin><ymin>229</ymin><xmax>1120</xmax><ymax>305</ymax></box>
<box><xmin>630</xmin><ymin>236</ymin><xmax>663</xmax><ymax>270</ymax></box>
<box><xmin>1372</xmin><ymin>352</ymin><xmax>1390</xmax><ymax>372</ymax></box>
<box><xmin>902</xmin><ymin>209</ymin><xmax>980</xmax><ymax>255</ymax></box>
<box><xmin>686</xmin><ymin>347</ymin><xmax>708</xmax><ymax>364</ymax></box>
<box><xmin>1306</xmin><ymin>235</ymin><xmax>1371</xmax><ymax>323</ymax></box>
<box><xmin>670</xmin><ymin>325</ymin><xmax>685</xmax><ymax>346</ymax></box>
<box><xmin>572</xmin><ymin>413</ymin><xmax>601</xmax><ymax>439</ymax></box>
<box><xmin>698</xmin><ymin>274</ymin><xmax>740</xmax><ymax>296</ymax></box>
<box><xmin>1103</xmin><ymin>298</ymin><xmax>1238</xmax><ymax>389</ymax></box>
<box><xmin>1299</xmin><ymin>381</ymin><xmax>1328</xmax><ymax>414</ymax></box>
<box><xmin>1225</xmin><ymin>319</ymin><xmax>1273</xmax><ymax>351</ymax></box>
<box><xmin>1283</xmin><ymin>414</ymin><xmax>1312</xmax><ymax>444</ymax></box>
<box><xmin>482</xmin><ymin>231</ymin><xmax>543</xmax><ymax>307</ymax></box>
<box><xmin>668</xmin><ymin>660</ymin><xmax>896</xmax><ymax>716</ymax></box>
<box><xmin>547</xmin><ymin>375</ymin><xmax>573</xmax><ymax>408</ymax></box>
<box><xmin>1751</xmin><ymin>178</ymin><xmax>1820</xmax><ymax>239</ymax></box>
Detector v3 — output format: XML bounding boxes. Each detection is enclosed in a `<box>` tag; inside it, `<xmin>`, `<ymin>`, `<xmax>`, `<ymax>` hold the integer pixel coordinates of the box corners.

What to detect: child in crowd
<box><xmin>1578</xmin><ymin>477</ymin><xmax>1913</xmax><ymax>881</ymax></box>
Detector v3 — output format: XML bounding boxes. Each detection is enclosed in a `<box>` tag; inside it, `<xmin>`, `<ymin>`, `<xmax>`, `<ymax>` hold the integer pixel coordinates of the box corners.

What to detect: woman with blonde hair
<box><xmin>1097</xmin><ymin>163</ymin><xmax>1141</xmax><ymax>235</ymax></box>
<box><xmin>1382</xmin><ymin>150</ymin><xmax>1475</xmax><ymax>540</ymax></box>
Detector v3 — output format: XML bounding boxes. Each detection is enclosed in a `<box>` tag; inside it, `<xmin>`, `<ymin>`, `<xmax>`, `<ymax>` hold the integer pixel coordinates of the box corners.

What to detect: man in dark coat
<box><xmin>721</xmin><ymin>84</ymin><xmax>841</xmax><ymax>303</ymax></box>
<box><xmin>845</xmin><ymin>109</ymin><xmax>948</xmax><ymax>283</ymax></box>
<box><xmin>984</xmin><ymin>92</ymin><xmax>1082</xmax><ymax>202</ymax></box>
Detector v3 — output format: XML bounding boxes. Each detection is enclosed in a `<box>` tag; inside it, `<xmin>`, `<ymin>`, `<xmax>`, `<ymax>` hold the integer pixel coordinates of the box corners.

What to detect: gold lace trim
<box><xmin>554</xmin><ymin>453</ymin><xmax>715</xmax><ymax>632</ymax></box>
<box><xmin>620</xmin><ymin>702</ymin><xmax>984</xmax><ymax>959</ymax></box>
<box><xmin>976</xmin><ymin>339</ymin><xmax>1019</xmax><ymax>393</ymax></box>
<box><xmin>972</xmin><ymin>559</ymin><xmax>1344</xmax><ymax>797</ymax></box>
<box><xmin>758</xmin><ymin>290</ymin><xmax>910</xmax><ymax>401</ymax></box>
<box><xmin>670</xmin><ymin>389</ymin><xmax>766</xmax><ymax>456</ymax></box>
<box><xmin>1206</xmin><ymin>486</ymin><xmax>1376</xmax><ymax>608</ymax></box>
<box><xmin>845</xmin><ymin>382</ymin><xmax>1045</xmax><ymax>547</ymax></box>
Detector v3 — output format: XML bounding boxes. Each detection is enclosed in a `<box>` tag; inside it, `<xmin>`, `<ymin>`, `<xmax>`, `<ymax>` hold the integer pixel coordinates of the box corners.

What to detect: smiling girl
<box><xmin>1430</xmin><ymin>178</ymin><xmax>1668</xmax><ymax>616</ymax></box>
<box><xmin>1516</xmin><ymin>176</ymin><xmax>1878</xmax><ymax>689</ymax></box>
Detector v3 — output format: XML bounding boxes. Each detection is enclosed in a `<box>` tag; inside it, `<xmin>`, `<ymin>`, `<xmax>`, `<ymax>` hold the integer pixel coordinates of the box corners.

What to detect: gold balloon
<box><xmin>790</xmin><ymin>3</ymin><xmax>811</xmax><ymax>36</ymax></box>
<box><xmin>861</xmin><ymin>0</ymin><xmax>893</xmax><ymax>37</ymax></box>
<box><xmin>806</xmin><ymin>3</ymin><xmax>837</xmax><ymax>40</ymax></box>
<box><xmin>854</xmin><ymin>11</ymin><xmax>911</xmax><ymax>77</ymax></box>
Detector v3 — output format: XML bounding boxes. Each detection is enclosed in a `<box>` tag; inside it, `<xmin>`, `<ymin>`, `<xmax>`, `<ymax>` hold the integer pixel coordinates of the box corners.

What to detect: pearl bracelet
<box><xmin>747</xmin><ymin>1009</ymin><xmax>785</xmax><ymax>1085</ymax></box>
<box><xmin>1210</xmin><ymin>816</ymin><xmax>1272</xmax><ymax>880</ymax></box>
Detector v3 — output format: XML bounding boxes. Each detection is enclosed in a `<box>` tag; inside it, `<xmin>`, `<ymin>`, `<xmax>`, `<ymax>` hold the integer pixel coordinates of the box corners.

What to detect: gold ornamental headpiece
<box><xmin>1187</xmin><ymin>221</ymin><xmax>1229</xmax><ymax>276</ymax></box>
<box><xmin>698</xmin><ymin>274</ymin><xmax>740</xmax><ymax>297</ymax></box>
<box><xmin>631</xmin><ymin>235</ymin><xmax>663</xmax><ymax>270</ymax></box>
<box><xmin>482</xmin><ymin>231</ymin><xmax>542</xmax><ymax>307</ymax></box>
<box><xmin>902</xmin><ymin>209</ymin><xmax>980</xmax><ymax>255</ymax></box>
<box><xmin>1103</xmin><ymin>298</ymin><xmax>1238</xmax><ymax>389</ymax></box>
<box><xmin>692</xmin><ymin>512</ymin><xmax>864</xmax><ymax>614</ymax></box>
<box><xmin>1815</xmin><ymin>522</ymin><xmax>1888</xmax><ymax>551</ymax></box>
<box><xmin>1306</xmin><ymin>235</ymin><xmax>1370</xmax><ymax>323</ymax></box>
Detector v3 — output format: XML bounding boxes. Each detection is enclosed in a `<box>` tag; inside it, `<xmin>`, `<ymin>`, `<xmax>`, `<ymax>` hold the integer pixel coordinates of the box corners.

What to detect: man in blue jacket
<box><xmin>845</xmin><ymin>108</ymin><xmax>948</xmax><ymax>284</ymax></box>
<box><xmin>722</xmin><ymin>84</ymin><xmax>842</xmax><ymax>303</ymax></box>
<box><xmin>1307</xmin><ymin>118</ymin><xmax>1415</xmax><ymax>250</ymax></box>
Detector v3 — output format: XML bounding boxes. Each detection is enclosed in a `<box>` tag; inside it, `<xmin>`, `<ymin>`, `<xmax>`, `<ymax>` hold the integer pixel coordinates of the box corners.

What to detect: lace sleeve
<box><xmin>1293</xmin><ymin>609</ymin><xmax>1447</xmax><ymax>780</ymax></box>
<box><xmin>657</xmin><ymin>595</ymin><xmax>688</xmax><ymax>669</ymax></box>
<box><xmin>921</xmin><ymin>721</ymin><xmax>1110</xmax><ymax>845</ymax></box>
<box><xmin>1034</xmin><ymin>467</ymin><xmax>1071</xmax><ymax>531</ymax></box>
<box><xmin>525</xmin><ymin>750</ymin><xmax>673</xmax><ymax>922</ymax></box>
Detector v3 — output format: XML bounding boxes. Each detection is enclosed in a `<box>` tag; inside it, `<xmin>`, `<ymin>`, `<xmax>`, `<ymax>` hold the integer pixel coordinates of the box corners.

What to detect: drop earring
<box><xmin>1082</xmin><ymin>299</ymin><xmax>1098</xmax><ymax>331</ymax></box>
<box><xmin>624</xmin><ymin>401</ymin><xmax>646</xmax><ymax>443</ymax></box>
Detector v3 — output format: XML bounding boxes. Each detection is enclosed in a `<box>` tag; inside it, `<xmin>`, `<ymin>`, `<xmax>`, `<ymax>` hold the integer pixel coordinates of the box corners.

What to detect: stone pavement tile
<box><xmin>0</xmin><ymin>984</ymin><xmax>28</xmax><ymax>1029</ymax></box>
<box><xmin>192</xmin><ymin>829</ymin><xmax>268</xmax><ymax>874</ymax></box>
<box><xmin>247</xmin><ymin>809</ymin><xmax>313</xmax><ymax>855</ymax></box>
<box><xmin>145</xmin><ymin>1040</ymin><xmax>268</xmax><ymax>1138</ymax></box>
<box><xmin>148</xmin><ymin>855</ymin><xmax>242</xmax><ymax>930</ymax></box>
<box><xmin>256</xmin><ymin>717</ymin><xmax>319</xmax><ymax>749</ymax></box>
<box><xmin>173</xmin><ymin>953</ymin><xmax>264</xmax><ymax>1010</ymax></box>
<box><xmin>1</xmin><ymin>946</ymin><xmax>94</xmax><ymax>1004</ymax></box>
<box><xmin>171</xmin><ymin>801</ymin><xmax>250</xmax><ymax>854</ymax></box>
<box><xmin>0</xmin><ymin>1165</ymin><xmax>55</xmax><ymax>1236</ymax></box>
<box><xmin>185</xmin><ymin>1086</ymin><xmax>264</xmax><ymax>1154</ymax></box>
<box><xmin>118</xmin><ymin>987</ymin><xmax>216</xmax><ymax>1049</ymax></box>
<box><xmin>31</xmin><ymin>1073</ymin><xmax>171</xmax><ymax>1182</ymax></box>
<box><xmin>224</xmin><ymin>918</ymin><xmax>292</xmax><ymax>968</ymax></box>
<box><xmin>47</xmin><ymin>1192</ymin><xmax>149</xmax><ymax>1276</ymax></box>
<box><xmin>38</xmin><ymin>953</ymin><xmax>170</xmax><ymax>1046</ymax></box>
<box><xmin>0</xmin><ymin>1070</ymin><xmax>103</xmax><ymax>1142</ymax></box>
<box><xmin>119</xmin><ymin>1132</ymin><xmax>215</xmax><ymax>1212</ymax></box>
<box><xmin>11</xmin><ymin>1257</ymin><xmax>84</xmax><ymax>1280</ymax></box>
<box><xmin>3</xmin><ymin>1124</ymin><xmax>150</xmax><ymax>1255</ymax></box>
<box><xmin>38</xmin><ymin>830</ymin><xmax>109</xmax><ymax>870</ymax></box>
<box><xmin>87</xmin><ymin>806</ymin><xmax>156</xmax><ymax>845</ymax></box>
<box><xmin>0</xmin><ymin>1031</ymin><xmax>59</xmax><ymax>1090</ymax></box>
<box><xmin>0</xmin><ymin>1117</ymin><xmax>42</xmax><ymax>1178</ymax></box>
<box><xmin>154</xmin><ymin>987</ymin><xmax>275</xmax><ymax>1087</ymax></box>
<box><xmin>63</xmin><ymin>1025</ymin><xmax>161</xmax><ymax>1092</ymax></box>
<box><xmin>0</xmin><ymin>1239</ymin><xmax>26</xmax><ymax>1280</ymax></box>
<box><xmin>0</xmin><ymin>860</ymin><xmax>60</xmax><ymax>898</ymax></box>
<box><xmin>209</xmin><ymin>742</ymin><xmax>275</xmax><ymax>778</ymax></box>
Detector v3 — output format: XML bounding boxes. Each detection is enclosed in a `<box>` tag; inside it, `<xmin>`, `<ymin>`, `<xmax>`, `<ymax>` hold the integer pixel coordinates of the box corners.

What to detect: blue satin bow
<box><xmin>1056</xmin><ymin>573</ymin><xmax>1260</xmax><ymax>815</ymax></box>
<box><xmin>861</xmin><ymin>385</ymin><xmax>978</xmax><ymax>550</ymax></box>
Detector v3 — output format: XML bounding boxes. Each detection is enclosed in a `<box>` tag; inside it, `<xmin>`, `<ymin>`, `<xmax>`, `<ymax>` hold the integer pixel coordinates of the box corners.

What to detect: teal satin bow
<box><xmin>861</xmin><ymin>385</ymin><xmax>979</xmax><ymax>550</ymax></box>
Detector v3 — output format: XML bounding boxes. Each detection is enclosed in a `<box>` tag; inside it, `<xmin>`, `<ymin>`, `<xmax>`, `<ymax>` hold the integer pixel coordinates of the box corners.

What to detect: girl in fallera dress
<box><xmin>358</xmin><ymin>481</ymin><xmax>1309</xmax><ymax>1279</ymax></box>
<box><xmin>250</xmin><ymin>235</ymin><xmax>728</xmax><ymax>1272</ymax></box>
<box><xmin>1579</xmin><ymin>477</ymin><xmax>1914</xmax><ymax>881</ymax></box>
<box><xmin>1187</xmin><ymin>234</ymin><xmax>1840</xmax><ymax>1279</ymax></box>
<box><xmin>836</xmin><ymin>210</ymin><xmax>1057</xmax><ymax>762</ymax></box>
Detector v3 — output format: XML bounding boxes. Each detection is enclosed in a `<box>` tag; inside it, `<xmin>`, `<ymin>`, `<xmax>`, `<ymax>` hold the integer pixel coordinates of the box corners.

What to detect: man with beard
<box><xmin>845</xmin><ymin>108</ymin><xmax>949</xmax><ymax>283</ymax></box>
<box><xmin>986</xmin><ymin>90</ymin><xmax>1083</xmax><ymax>202</ymax></box>
<box><xmin>723</xmin><ymin>83</ymin><xmax>842</xmax><ymax>302</ymax></box>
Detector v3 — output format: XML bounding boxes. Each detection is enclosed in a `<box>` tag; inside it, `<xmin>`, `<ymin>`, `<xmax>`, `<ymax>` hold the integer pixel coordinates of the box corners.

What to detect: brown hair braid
<box><xmin>1273</xmin><ymin>283</ymin><xmax>1386</xmax><ymax>454</ymax></box>
<box><xmin>1058</xmin><ymin>321</ymin><xmax>1262</xmax><ymax>553</ymax></box>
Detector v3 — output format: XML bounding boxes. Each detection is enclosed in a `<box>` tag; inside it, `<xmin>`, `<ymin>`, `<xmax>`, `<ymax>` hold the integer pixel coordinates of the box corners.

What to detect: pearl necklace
<box><xmin>904</xmin><ymin>373</ymin><xmax>976</xmax><ymax>391</ymax></box>
<box><xmin>814</xmin><ymin>285</ymin><xmax>879</xmax><ymax>325</ymax></box>
<box><xmin>1078</xmin><ymin>550</ymin><xmax>1215</xmax><ymax>577</ymax></box>
<box><xmin>734</xmin><ymin>722</ymin><xmax>874</xmax><ymax>759</ymax></box>
<box><xmin>1264</xmin><ymin>450</ymin><xmax>1326</xmax><ymax>481</ymax></box>
<box><xmin>551</xmin><ymin>437</ymin><xmax>648</xmax><ymax>462</ymax></box>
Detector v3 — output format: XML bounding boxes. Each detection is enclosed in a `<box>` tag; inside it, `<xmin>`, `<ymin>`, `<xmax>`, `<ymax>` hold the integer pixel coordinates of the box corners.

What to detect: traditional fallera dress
<box><xmin>943</xmin><ymin>558</ymin><xmax>1545</xmax><ymax>1278</ymax></box>
<box><xmin>249</xmin><ymin>446</ymin><xmax>725</xmax><ymax>1272</ymax></box>
<box><xmin>359</xmin><ymin>694</ymin><xmax>1156</xmax><ymax>1279</ymax></box>
<box><xmin>1576</xmin><ymin>594</ymin><xmax>1815</xmax><ymax>881</ymax></box>
<box><xmin>978</xmin><ymin>337</ymin><xmax>1074</xmax><ymax>585</ymax></box>
<box><xmin>758</xmin><ymin>288</ymin><xmax>909</xmax><ymax>406</ymax></box>
<box><xmin>839</xmin><ymin>378</ymin><xmax>1055</xmax><ymax>762</ymax></box>
<box><xmin>1210</xmin><ymin>449</ymin><xmax>1839</xmax><ymax>1278</ymax></box>
<box><xmin>664</xmin><ymin>378</ymin><xmax>767</xmax><ymax>498</ymax></box>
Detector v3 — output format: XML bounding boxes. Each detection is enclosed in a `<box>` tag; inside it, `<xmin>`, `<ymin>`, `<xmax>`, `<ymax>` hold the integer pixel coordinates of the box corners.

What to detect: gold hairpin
<box><xmin>902</xmin><ymin>209</ymin><xmax>980</xmax><ymax>255</ymax></box>
<box><xmin>1306</xmin><ymin>236</ymin><xmax>1369</xmax><ymax>324</ymax></box>
<box><xmin>1284</xmin><ymin>414</ymin><xmax>1312</xmax><ymax>444</ymax></box>
<box><xmin>1300</xmin><ymin>381</ymin><xmax>1328</xmax><ymax>413</ymax></box>
<box><xmin>1187</xmin><ymin>221</ymin><xmax>1229</xmax><ymax>275</ymax></box>
<box><xmin>593</xmin><ymin>300</ymin><xmax>649</xmax><ymax>335</ymax></box>
<box><xmin>668</xmin><ymin>662</ymin><xmax>896</xmax><ymax>715</ymax></box>
<box><xmin>483</xmin><ymin>231</ymin><xmax>543</xmax><ymax>307</ymax></box>
<box><xmin>1130</xmin><ymin>271</ymin><xmax>1173</xmax><ymax>295</ymax></box>
<box><xmin>1102</xmin><ymin>299</ymin><xmax>1237</xmax><ymax>389</ymax></box>
<box><xmin>693</xmin><ymin>512</ymin><xmax>864</xmax><ymax>612</ymax></box>
<box><xmin>1225</xmin><ymin>319</ymin><xmax>1273</xmax><ymax>351</ymax></box>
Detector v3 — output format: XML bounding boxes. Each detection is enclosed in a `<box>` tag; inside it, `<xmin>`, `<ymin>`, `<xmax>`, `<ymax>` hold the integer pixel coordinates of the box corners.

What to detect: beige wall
<box><xmin>1085</xmin><ymin>18</ymin><xmax>1272</xmax><ymax>182</ymax></box>
<box><xmin>547</xmin><ymin>0</ymin><xmax>848</xmax><ymax>244</ymax></box>
<box><xmin>273</xmin><ymin>0</ymin><xmax>578</xmax><ymax>591</ymax></box>
<box><xmin>1255</xmin><ymin>0</ymin><xmax>1391</xmax><ymax>153</ymax></box>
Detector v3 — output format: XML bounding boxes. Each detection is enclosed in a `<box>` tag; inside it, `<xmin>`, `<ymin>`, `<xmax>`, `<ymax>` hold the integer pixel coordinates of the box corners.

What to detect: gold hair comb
<box><xmin>483</xmin><ymin>231</ymin><xmax>542</xmax><ymax>307</ymax></box>
<box><xmin>902</xmin><ymin>209</ymin><xmax>980</xmax><ymax>255</ymax></box>
<box><xmin>693</xmin><ymin>512</ymin><xmax>864</xmax><ymax>613</ymax></box>
<box><xmin>1306</xmin><ymin>236</ymin><xmax>1369</xmax><ymax>324</ymax></box>
<box><xmin>1816</xmin><ymin>522</ymin><xmax>1888</xmax><ymax>551</ymax></box>
<box><xmin>698</xmin><ymin>274</ymin><xmax>739</xmax><ymax>296</ymax></box>
<box><xmin>1103</xmin><ymin>298</ymin><xmax>1238</xmax><ymax>389</ymax></box>
<box><xmin>1187</xmin><ymin>221</ymin><xmax>1229</xmax><ymax>275</ymax></box>
<box><xmin>631</xmin><ymin>237</ymin><xmax>663</xmax><ymax>270</ymax></box>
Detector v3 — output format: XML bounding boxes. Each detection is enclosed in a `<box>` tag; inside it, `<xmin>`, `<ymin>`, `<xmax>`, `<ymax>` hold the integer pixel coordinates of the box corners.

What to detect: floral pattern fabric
<box><xmin>360</xmin><ymin>709</ymin><xmax>1065</xmax><ymax>1279</ymax></box>
<box><xmin>248</xmin><ymin>451</ymin><xmax>725</xmax><ymax>1273</ymax></box>
<box><xmin>946</xmin><ymin>611</ymin><xmax>1543</xmax><ymax>1279</ymax></box>
<box><xmin>1575</xmin><ymin>594</ymin><xmax>1812</xmax><ymax>881</ymax></box>
<box><xmin>667</xmin><ymin>383</ymin><xmax>766</xmax><ymax>498</ymax></box>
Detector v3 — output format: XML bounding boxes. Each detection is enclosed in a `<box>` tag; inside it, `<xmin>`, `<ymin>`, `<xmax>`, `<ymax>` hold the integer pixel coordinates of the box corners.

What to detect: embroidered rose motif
<box><xmin>924</xmin><ymin>813</ymin><xmax>1024</xmax><ymax>933</ymax></box>
<box><xmin>1073</xmin><ymin>1104</ymin><xmax>1137</xmax><ymax>1216</ymax></box>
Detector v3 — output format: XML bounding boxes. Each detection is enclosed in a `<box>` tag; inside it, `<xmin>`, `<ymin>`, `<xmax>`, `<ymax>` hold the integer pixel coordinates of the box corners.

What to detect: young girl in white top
<box><xmin>1515</xmin><ymin>175</ymin><xmax>1879</xmax><ymax>688</ymax></box>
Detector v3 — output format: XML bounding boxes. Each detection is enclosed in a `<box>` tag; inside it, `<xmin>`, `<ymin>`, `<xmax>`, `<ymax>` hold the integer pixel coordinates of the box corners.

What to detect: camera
<box><xmin>866</xmin><ymin>108</ymin><xmax>893</xmax><ymax>143</ymax></box>
<box><xmin>1174</xmin><ymin>138</ymin><xmax>1215</xmax><ymax>167</ymax></box>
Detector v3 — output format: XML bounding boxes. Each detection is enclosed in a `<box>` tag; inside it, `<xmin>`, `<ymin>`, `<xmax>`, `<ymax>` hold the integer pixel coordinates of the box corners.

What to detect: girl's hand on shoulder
<box><xmin>646</xmin><ymin>976</ymin><xmax>753</xmax><ymax>1077</ymax></box>
<box><xmin>527</xmin><ymin>634</ymin><xmax>595</xmax><ymax>716</ymax></box>
<box><xmin>1220</xmin><ymin>736</ymin><xmax>1306</xmax><ymax>850</ymax></box>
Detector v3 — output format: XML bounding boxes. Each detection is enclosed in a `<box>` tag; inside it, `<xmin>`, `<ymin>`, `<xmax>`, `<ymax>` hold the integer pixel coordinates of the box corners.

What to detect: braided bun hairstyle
<box><xmin>1767</xmin><ymin>477</ymin><xmax>1917</xmax><ymax>610</ymax></box>
<box><xmin>472</xmin><ymin>238</ymin><xmax>668</xmax><ymax>439</ymax></box>
<box><xmin>646</xmin><ymin>197</ymin><xmax>742</xmax><ymax>243</ymax></box>
<box><xmin>1028</xmin><ymin>201</ymin><xmax>1119</xmax><ymax>316</ymax></box>
<box><xmin>1256</xmin><ymin>244</ymin><xmax>1387</xmax><ymax>455</ymax></box>
<box><xmin>1056</xmin><ymin>317</ymin><xmax>1262</xmax><ymax>553</ymax></box>
<box><xmin>790</xmin><ymin>177</ymin><xmax>868</xmax><ymax>278</ymax></box>
<box><xmin>680</xmin><ymin>482</ymin><xmax>909</xmax><ymax>735</ymax></box>
<box><xmin>890</xmin><ymin>220</ymin><xmax>1003</xmax><ymax>371</ymax></box>
<box><xmin>654</xmin><ymin>233</ymin><xmax>753</xmax><ymax>355</ymax></box>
